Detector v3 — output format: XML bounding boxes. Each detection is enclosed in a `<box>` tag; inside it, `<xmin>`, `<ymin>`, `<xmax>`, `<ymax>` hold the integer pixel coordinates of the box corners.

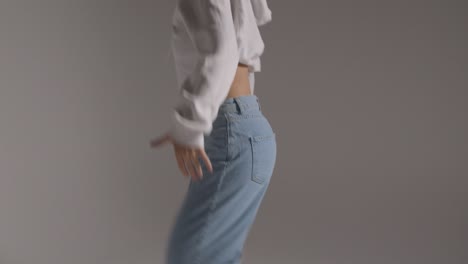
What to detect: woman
<box><xmin>150</xmin><ymin>0</ymin><xmax>276</xmax><ymax>263</ymax></box>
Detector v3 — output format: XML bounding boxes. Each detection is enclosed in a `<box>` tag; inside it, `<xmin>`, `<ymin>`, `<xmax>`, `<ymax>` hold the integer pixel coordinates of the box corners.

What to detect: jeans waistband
<box><xmin>218</xmin><ymin>95</ymin><xmax>261</xmax><ymax>115</ymax></box>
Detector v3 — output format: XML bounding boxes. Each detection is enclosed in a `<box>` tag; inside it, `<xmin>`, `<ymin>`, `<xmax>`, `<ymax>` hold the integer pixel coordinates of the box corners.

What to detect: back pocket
<box><xmin>249</xmin><ymin>133</ymin><xmax>277</xmax><ymax>184</ymax></box>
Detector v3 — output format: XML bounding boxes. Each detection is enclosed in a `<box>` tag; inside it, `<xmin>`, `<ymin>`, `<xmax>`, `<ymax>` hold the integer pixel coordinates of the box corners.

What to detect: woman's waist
<box><xmin>218</xmin><ymin>94</ymin><xmax>261</xmax><ymax>116</ymax></box>
<box><xmin>225</xmin><ymin>63</ymin><xmax>253</xmax><ymax>99</ymax></box>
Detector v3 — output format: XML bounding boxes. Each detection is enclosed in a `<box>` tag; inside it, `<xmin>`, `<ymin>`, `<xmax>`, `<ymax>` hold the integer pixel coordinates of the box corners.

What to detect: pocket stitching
<box><xmin>253</xmin><ymin>132</ymin><xmax>275</xmax><ymax>142</ymax></box>
<box><xmin>249</xmin><ymin>133</ymin><xmax>276</xmax><ymax>184</ymax></box>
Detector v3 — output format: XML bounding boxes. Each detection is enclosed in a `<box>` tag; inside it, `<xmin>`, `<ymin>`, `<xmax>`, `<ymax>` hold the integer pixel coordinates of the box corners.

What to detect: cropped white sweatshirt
<box><xmin>167</xmin><ymin>0</ymin><xmax>272</xmax><ymax>148</ymax></box>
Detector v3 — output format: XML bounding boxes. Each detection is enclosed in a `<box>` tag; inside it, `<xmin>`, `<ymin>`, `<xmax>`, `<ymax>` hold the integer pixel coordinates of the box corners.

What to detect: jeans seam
<box><xmin>193</xmin><ymin>114</ymin><xmax>230</xmax><ymax>264</ymax></box>
<box><xmin>224</xmin><ymin>112</ymin><xmax>231</xmax><ymax>162</ymax></box>
<box><xmin>227</xmin><ymin>114</ymin><xmax>263</xmax><ymax>121</ymax></box>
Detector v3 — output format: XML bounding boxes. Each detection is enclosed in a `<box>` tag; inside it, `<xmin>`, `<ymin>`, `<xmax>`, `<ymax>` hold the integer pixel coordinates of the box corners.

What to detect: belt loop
<box><xmin>233</xmin><ymin>97</ymin><xmax>244</xmax><ymax>114</ymax></box>
<box><xmin>256</xmin><ymin>97</ymin><xmax>261</xmax><ymax>111</ymax></box>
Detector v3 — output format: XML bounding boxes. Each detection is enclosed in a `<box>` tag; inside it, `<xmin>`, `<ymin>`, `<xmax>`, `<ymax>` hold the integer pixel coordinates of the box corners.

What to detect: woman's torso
<box><xmin>226</xmin><ymin>63</ymin><xmax>252</xmax><ymax>99</ymax></box>
<box><xmin>170</xmin><ymin>0</ymin><xmax>272</xmax><ymax>99</ymax></box>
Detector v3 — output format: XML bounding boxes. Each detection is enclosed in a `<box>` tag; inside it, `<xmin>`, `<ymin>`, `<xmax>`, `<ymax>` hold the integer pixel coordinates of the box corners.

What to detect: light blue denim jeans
<box><xmin>165</xmin><ymin>95</ymin><xmax>277</xmax><ymax>264</ymax></box>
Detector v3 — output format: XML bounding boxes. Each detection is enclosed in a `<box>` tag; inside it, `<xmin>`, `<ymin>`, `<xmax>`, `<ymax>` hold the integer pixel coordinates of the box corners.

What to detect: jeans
<box><xmin>165</xmin><ymin>95</ymin><xmax>277</xmax><ymax>264</ymax></box>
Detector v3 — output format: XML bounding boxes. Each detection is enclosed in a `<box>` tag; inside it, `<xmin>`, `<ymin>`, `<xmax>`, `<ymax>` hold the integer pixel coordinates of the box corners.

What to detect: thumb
<box><xmin>150</xmin><ymin>133</ymin><xmax>171</xmax><ymax>148</ymax></box>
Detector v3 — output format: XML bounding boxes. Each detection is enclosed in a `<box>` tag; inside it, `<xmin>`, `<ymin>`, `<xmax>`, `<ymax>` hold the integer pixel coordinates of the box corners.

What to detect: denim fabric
<box><xmin>165</xmin><ymin>95</ymin><xmax>277</xmax><ymax>264</ymax></box>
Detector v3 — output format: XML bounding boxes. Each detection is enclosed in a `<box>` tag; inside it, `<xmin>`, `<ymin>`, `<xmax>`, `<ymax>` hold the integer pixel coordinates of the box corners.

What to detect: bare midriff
<box><xmin>225</xmin><ymin>63</ymin><xmax>252</xmax><ymax>99</ymax></box>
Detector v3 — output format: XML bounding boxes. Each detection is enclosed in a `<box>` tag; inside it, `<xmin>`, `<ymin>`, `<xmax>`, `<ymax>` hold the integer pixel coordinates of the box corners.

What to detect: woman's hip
<box><xmin>207</xmin><ymin>95</ymin><xmax>275</xmax><ymax>153</ymax></box>
<box><xmin>204</xmin><ymin>95</ymin><xmax>276</xmax><ymax>184</ymax></box>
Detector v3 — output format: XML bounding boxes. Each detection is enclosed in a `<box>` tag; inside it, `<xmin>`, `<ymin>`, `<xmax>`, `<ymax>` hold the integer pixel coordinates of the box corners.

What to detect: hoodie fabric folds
<box><xmin>250</xmin><ymin>0</ymin><xmax>272</xmax><ymax>26</ymax></box>
<box><xmin>167</xmin><ymin>0</ymin><xmax>272</xmax><ymax>148</ymax></box>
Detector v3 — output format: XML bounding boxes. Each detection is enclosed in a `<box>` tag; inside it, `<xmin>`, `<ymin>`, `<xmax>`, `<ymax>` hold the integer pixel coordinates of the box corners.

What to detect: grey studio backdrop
<box><xmin>0</xmin><ymin>0</ymin><xmax>467</xmax><ymax>264</ymax></box>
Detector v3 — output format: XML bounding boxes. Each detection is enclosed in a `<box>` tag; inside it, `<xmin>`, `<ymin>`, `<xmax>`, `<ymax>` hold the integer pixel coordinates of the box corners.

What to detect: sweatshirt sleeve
<box><xmin>168</xmin><ymin>0</ymin><xmax>239</xmax><ymax>148</ymax></box>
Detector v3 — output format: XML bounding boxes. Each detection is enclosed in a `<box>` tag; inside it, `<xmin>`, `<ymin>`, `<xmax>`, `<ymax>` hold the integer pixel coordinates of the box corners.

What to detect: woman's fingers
<box><xmin>191</xmin><ymin>154</ymin><xmax>203</xmax><ymax>180</ymax></box>
<box><xmin>186</xmin><ymin>151</ymin><xmax>205</xmax><ymax>181</ymax></box>
<box><xmin>173</xmin><ymin>142</ymin><xmax>212</xmax><ymax>181</ymax></box>
<box><xmin>149</xmin><ymin>133</ymin><xmax>170</xmax><ymax>148</ymax></box>
<box><xmin>175</xmin><ymin>153</ymin><xmax>189</xmax><ymax>178</ymax></box>
<box><xmin>197</xmin><ymin>149</ymin><xmax>213</xmax><ymax>174</ymax></box>
<box><xmin>184</xmin><ymin>152</ymin><xmax>198</xmax><ymax>181</ymax></box>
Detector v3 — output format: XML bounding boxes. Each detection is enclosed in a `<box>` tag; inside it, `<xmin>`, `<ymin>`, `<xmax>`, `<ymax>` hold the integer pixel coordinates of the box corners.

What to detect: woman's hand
<box><xmin>150</xmin><ymin>132</ymin><xmax>213</xmax><ymax>181</ymax></box>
